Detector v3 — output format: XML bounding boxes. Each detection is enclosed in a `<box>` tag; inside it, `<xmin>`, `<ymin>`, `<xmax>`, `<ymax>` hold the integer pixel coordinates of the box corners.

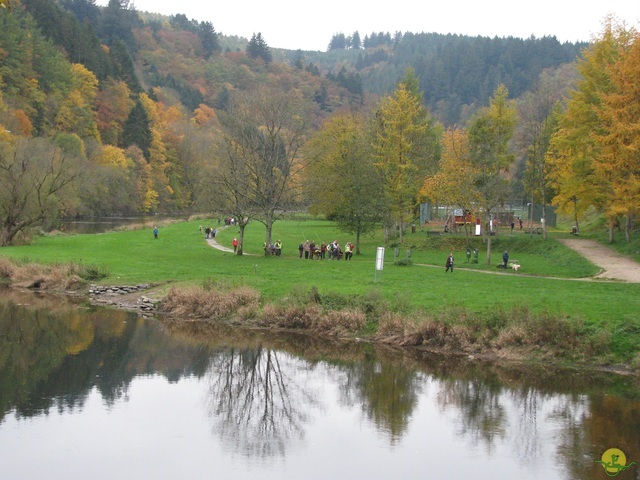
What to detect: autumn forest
<box><xmin>0</xmin><ymin>0</ymin><xmax>638</xmax><ymax>247</ymax></box>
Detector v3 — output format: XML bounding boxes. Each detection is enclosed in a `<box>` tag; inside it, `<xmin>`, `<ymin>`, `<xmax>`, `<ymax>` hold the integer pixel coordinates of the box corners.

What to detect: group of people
<box><xmin>298</xmin><ymin>240</ymin><xmax>354</xmax><ymax>260</ymax></box>
<box><xmin>264</xmin><ymin>240</ymin><xmax>282</xmax><ymax>256</ymax></box>
<box><xmin>199</xmin><ymin>225</ymin><xmax>217</xmax><ymax>239</ymax></box>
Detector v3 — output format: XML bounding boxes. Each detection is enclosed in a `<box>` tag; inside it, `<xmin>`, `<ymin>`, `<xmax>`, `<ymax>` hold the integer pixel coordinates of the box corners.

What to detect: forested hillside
<box><xmin>0</xmin><ymin>0</ymin><xmax>597</xmax><ymax>247</ymax></box>
<box><xmin>298</xmin><ymin>32</ymin><xmax>587</xmax><ymax>124</ymax></box>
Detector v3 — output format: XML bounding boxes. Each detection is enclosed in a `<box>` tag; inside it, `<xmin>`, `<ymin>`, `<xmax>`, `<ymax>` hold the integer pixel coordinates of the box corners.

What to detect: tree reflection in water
<box><xmin>205</xmin><ymin>346</ymin><xmax>318</xmax><ymax>458</ymax></box>
<box><xmin>335</xmin><ymin>355</ymin><xmax>423</xmax><ymax>444</ymax></box>
<box><xmin>437</xmin><ymin>378</ymin><xmax>507</xmax><ymax>450</ymax></box>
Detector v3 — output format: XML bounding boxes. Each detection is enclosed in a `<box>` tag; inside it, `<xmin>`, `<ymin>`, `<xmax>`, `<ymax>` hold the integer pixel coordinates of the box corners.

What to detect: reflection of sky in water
<box><xmin>0</xmin><ymin>360</ymin><xmax>590</xmax><ymax>480</ymax></box>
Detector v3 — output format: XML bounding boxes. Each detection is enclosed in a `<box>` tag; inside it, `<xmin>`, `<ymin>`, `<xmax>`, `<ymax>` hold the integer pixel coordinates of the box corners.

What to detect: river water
<box><xmin>60</xmin><ymin>214</ymin><xmax>193</xmax><ymax>234</ymax></box>
<box><xmin>1</xmin><ymin>288</ymin><xmax>639</xmax><ymax>480</ymax></box>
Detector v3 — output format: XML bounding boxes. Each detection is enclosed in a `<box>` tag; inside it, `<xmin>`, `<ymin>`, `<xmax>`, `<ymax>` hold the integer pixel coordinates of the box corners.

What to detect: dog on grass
<box><xmin>509</xmin><ymin>262</ymin><xmax>521</xmax><ymax>272</ymax></box>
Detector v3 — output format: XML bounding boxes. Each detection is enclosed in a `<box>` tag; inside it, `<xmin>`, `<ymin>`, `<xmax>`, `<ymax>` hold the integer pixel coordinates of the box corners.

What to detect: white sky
<box><xmin>97</xmin><ymin>0</ymin><xmax>640</xmax><ymax>51</ymax></box>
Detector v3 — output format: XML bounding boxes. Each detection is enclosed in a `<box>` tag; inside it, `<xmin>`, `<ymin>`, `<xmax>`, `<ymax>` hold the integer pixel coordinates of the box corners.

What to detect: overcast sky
<box><xmin>97</xmin><ymin>0</ymin><xmax>640</xmax><ymax>51</ymax></box>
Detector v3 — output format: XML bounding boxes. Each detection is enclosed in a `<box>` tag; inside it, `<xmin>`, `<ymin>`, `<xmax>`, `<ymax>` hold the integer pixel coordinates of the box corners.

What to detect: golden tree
<box><xmin>373</xmin><ymin>70</ymin><xmax>441</xmax><ymax>242</ymax></box>
<box><xmin>421</xmin><ymin>128</ymin><xmax>480</xmax><ymax>239</ymax></box>
<box><xmin>548</xmin><ymin>18</ymin><xmax>636</xmax><ymax>242</ymax></box>
<box><xmin>594</xmin><ymin>30</ymin><xmax>640</xmax><ymax>242</ymax></box>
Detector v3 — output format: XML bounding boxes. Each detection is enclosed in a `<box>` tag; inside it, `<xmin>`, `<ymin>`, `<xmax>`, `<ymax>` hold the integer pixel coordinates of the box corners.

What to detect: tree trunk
<box><xmin>608</xmin><ymin>218</ymin><xmax>615</xmax><ymax>243</ymax></box>
<box><xmin>1</xmin><ymin>224</ymin><xmax>19</xmax><ymax>247</ymax></box>
<box><xmin>264</xmin><ymin>216</ymin><xmax>273</xmax><ymax>256</ymax></box>
<box><xmin>529</xmin><ymin>195</ymin><xmax>535</xmax><ymax>239</ymax></box>
<box><xmin>542</xmin><ymin>186</ymin><xmax>547</xmax><ymax>240</ymax></box>
<box><xmin>485</xmin><ymin>211</ymin><xmax>492</xmax><ymax>265</ymax></box>
<box><xmin>237</xmin><ymin>223</ymin><xmax>246</xmax><ymax>255</ymax></box>
<box><xmin>625</xmin><ymin>214</ymin><xmax>631</xmax><ymax>243</ymax></box>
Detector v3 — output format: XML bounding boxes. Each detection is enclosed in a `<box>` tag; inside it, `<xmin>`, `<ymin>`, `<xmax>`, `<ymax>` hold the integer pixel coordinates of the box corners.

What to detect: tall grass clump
<box><xmin>161</xmin><ymin>285</ymin><xmax>260</xmax><ymax>320</ymax></box>
<box><xmin>77</xmin><ymin>264</ymin><xmax>109</xmax><ymax>282</ymax></box>
<box><xmin>373</xmin><ymin>304</ymin><xmax>611</xmax><ymax>361</ymax></box>
<box><xmin>0</xmin><ymin>258</ymin><xmax>90</xmax><ymax>291</ymax></box>
<box><xmin>0</xmin><ymin>257</ymin><xmax>15</xmax><ymax>280</ymax></box>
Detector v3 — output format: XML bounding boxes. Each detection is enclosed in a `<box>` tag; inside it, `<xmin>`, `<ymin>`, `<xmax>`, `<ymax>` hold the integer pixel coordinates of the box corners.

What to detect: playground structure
<box><xmin>444</xmin><ymin>209</ymin><xmax>477</xmax><ymax>234</ymax></box>
<box><xmin>419</xmin><ymin>202</ymin><xmax>556</xmax><ymax>236</ymax></box>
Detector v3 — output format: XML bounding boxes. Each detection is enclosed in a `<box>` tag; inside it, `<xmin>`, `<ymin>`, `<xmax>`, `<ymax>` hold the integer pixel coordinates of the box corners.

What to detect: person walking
<box><xmin>502</xmin><ymin>250</ymin><xmax>509</xmax><ymax>269</ymax></box>
<box><xmin>153</xmin><ymin>226</ymin><xmax>159</xmax><ymax>239</ymax></box>
<box><xmin>232</xmin><ymin>237</ymin><xmax>238</xmax><ymax>253</ymax></box>
<box><xmin>445</xmin><ymin>252</ymin><xmax>454</xmax><ymax>272</ymax></box>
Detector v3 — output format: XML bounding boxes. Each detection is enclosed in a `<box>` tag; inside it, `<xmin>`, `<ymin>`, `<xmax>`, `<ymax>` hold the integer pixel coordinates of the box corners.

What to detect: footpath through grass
<box><xmin>2</xmin><ymin>218</ymin><xmax>640</xmax><ymax>363</ymax></box>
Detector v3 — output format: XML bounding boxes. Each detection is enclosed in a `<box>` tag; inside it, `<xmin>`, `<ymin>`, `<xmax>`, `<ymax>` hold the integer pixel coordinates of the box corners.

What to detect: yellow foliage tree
<box><xmin>548</xmin><ymin>18</ymin><xmax>636</xmax><ymax>242</ymax></box>
<box><xmin>304</xmin><ymin>112</ymin><xmax>384</xmax><ymax>252</ymax></box>
<box><xmin>594</xmin><ymin>29</ymin><xmax>640</xmax><ymax>241</ymax></box>
<box><xmin>421</xmin><ymin>128</ymin><xmax>480</xmax><ymax>238</ymax></box>
<box><xmin>373</xmin><ymin>70</ymin><xmax>441</xmax><ymax>242</ymax></box>
<box><xmin>97</xmin><ymin>145</ymin><xmax>130</xmax><ymax>169</ymax></box>
<box><xmin>54</xmin><ymin>64</ymin><xmax>100</xmax><ymax>140</ymax></box>
<box><xmin>192</xmin><ymin>103</ymin><xmax>218</xmax><ymax>126</ymax></box>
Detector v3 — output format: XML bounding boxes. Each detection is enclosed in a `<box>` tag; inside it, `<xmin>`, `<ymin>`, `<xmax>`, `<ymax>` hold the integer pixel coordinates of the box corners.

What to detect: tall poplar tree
<box><xmin>595</xmin><ymin>28</ymin><xmax>640</xmax><ymax>242</ymax></box>
<box><xmin>548</xmin><ymin>18</ymin><xmax>635</xmax><ymax>243</ymax></box>
<box><xmin>373</xmin><ymin>70</ymin><xmax>441</xmax><ymax>242</ymax></box>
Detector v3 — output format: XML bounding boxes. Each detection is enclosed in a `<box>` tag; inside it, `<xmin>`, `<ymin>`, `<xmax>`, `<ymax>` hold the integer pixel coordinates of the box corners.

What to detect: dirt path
<box><xmin>559</xmin><ymin>238</ymin><xmax>640</xmax><ymax>283</ymax></box>
<box><xmin>206</xmin><ymin>236</ymin><xmax>235</xmax><ymax>253</ymax></box>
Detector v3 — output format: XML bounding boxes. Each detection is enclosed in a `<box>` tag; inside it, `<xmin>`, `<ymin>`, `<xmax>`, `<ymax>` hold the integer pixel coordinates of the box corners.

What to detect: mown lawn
<box><xmin>1</xmin><ymin>218</ymin><xmax>638</xmax><ymax>333</ymax></box>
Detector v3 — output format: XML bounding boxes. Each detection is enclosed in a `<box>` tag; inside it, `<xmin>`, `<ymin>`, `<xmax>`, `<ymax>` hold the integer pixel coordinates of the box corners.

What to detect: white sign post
<box><xmin>374</xmin><ymin>247</ymin><xmax>385</xmax><ymax>282</ymax></box>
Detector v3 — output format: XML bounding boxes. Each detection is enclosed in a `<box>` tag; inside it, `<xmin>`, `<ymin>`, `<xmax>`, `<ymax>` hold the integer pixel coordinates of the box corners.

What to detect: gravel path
<box><xmin>206</xmin><ymin>236</ymin><xmax>235</xmax><ymax>253</ymax></box>
<box><xmin>560</xmin><ymin>238</ymin><xmax>640</xmax><ymax>283</ymax></box>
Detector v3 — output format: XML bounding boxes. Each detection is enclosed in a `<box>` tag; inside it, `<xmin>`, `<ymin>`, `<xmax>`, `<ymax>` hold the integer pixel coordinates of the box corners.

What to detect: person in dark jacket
<box><xmin>445</xmin><ymin>253</ymin><xmax>454</xmax><ymax>272</ymax></box>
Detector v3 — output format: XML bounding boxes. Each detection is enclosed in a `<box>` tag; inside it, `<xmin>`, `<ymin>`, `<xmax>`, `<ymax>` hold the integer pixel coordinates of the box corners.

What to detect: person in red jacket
<box><xmin>232</xmin><ymin>237</ymin><xmax>238</xmax><ymax>253</ymax></box>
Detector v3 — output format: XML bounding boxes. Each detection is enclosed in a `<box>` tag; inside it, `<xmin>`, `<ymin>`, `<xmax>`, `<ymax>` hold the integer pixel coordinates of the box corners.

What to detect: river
<box><xmin>0</xmin><ymin>288</ymin><xmax>638</xmax><ymax>479</ymax></box>
<box><xmin>60</xmin><ymin>214</ymin><xmax>194</xmax><ymax>234</ymax></box>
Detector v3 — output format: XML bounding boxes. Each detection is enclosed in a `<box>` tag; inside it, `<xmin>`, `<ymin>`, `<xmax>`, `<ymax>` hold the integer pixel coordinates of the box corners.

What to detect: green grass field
<box><xmin>2</xmin><ymin>218</ymin><xmax>639</xmax><ymax>334</ymax></box>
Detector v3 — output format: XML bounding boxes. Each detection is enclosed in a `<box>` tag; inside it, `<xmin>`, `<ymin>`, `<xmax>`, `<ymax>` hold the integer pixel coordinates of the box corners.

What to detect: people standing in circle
<box><xmin>445</xmin><ymin>252</ymin><xmax>454</xmax><ymax>272</ymax></box>
<box><xmin>232</xmin><ymin>237</ymin><xmax>238</xmax><ymax>253</ymax></box>
<box><xmin>153</xmin><ymin>226</ymin><xmax>159</xmax><ymax>239</ymax></box>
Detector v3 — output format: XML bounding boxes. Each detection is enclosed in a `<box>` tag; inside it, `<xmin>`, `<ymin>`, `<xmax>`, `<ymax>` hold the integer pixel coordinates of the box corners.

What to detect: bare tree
<box><xmin>0</xmin><ymin>138</ymin><xmax>80</xmax><ymax>246</ymax></box>
<box><xmin>214</xmin><ymin>136</ymin><xmax>254</xmax><ymax>255</ymax></box>
<box><xmin>217</xmin><ymin>86</ymin><xmax>312</xmax><ymax>255</ymax></box>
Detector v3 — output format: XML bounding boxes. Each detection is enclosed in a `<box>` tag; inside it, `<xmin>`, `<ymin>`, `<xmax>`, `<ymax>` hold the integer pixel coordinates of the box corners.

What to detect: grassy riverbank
<box><xmin>1</xmin><ymin>217</ymin><xmax>639</xmax><ymax>368</ymax></box>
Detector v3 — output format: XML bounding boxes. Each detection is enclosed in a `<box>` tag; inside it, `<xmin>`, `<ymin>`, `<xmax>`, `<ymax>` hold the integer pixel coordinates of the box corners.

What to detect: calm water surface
<box><xmin>1</xmin><ymin>289</ymin><xmax>639</xmax><ymax>480</ymax></box>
